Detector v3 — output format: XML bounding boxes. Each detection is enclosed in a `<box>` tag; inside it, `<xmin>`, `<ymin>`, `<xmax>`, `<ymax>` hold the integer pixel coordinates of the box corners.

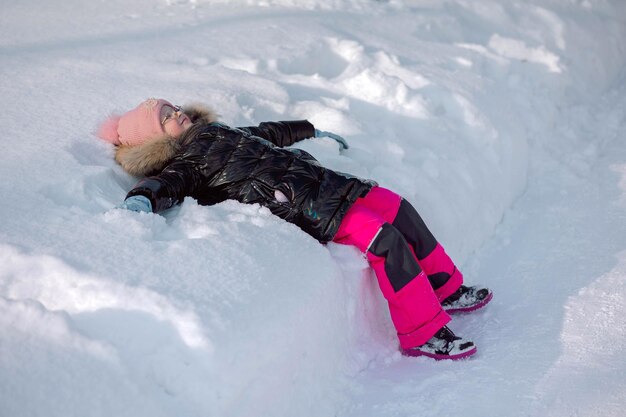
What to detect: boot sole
<box><xmin>401</xmin><ymin>345</ymin><xmax>478</xmax><ymax>360</ymax></box>
<box><xmin>443</xmin><ymin>291</ymin><xmax>493</xmax><ymax>314</ymax></box>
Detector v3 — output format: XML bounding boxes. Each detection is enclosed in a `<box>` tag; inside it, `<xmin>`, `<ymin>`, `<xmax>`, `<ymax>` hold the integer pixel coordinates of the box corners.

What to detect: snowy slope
<box><xmin>0</xmin><ymin>1</ymin><xmax>625</xmax><ymax>416</ymax></box>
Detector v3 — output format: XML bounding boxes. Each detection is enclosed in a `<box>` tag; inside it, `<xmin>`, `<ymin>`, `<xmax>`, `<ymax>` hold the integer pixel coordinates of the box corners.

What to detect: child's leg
<box><xmin>356</xmin><ymin>187</ymin><xmax>463</xmax><ymax>302</ymax></box>
<box><xmin>333</xmin><ymin>201</ymin><xmax>450</xmax><ymax>349</ymax></box>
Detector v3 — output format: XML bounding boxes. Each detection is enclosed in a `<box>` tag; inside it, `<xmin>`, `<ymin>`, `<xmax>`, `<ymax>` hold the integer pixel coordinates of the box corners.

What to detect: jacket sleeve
<box><xmin>237</xmin><ymin>120</ymin><xmax>315</xmax><ymax>147</ymax></box>
<box><xmin>125</xmin><ymin>157</ymin><xmax>202</xmax><ymax>213</ymax></box>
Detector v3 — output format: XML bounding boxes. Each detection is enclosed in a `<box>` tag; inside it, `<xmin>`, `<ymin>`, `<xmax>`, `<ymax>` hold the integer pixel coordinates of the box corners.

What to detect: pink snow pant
<box><xmin>333</xmin><ymin>187</ymin><xmax>463</xmax><ymax>349</ymax></box>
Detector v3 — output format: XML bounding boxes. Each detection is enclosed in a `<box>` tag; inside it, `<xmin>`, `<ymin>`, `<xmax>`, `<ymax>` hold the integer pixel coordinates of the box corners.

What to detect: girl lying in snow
<box><xmin>98</xmin><ymin>98</ymin><xmax>493</xmax><ymax>360</ymax></box>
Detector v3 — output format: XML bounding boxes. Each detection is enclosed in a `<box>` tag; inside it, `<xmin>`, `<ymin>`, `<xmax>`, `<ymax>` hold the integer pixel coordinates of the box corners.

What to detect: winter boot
<box><xmin>441</xmin><ymin>285</ymin><xmax>493</xmax><ymax>313</ymax></box>
<box><xmin>401</xmin><ymin>326</ymin><xmax>477</xmax><ymax>360</ymax></box>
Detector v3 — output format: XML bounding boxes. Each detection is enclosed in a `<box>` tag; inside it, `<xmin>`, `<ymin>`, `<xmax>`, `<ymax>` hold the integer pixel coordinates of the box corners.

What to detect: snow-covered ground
<box><xmin>1</xmin><ymin>1</ymin><xmax>624</xmax><ymax>416</ymax></box>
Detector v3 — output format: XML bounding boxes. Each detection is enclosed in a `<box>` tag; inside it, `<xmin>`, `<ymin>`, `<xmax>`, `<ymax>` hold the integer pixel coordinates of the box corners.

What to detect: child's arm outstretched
<box><xmin>121</xmin><ymin>155</ymin><xmax>204</xmax><ymax>214</ymax></box>
<box><xmin>238</xmin><ymin>120</ymin><xmax>348</xmax><ymax>149</ymax></box>
<box><xmin>237</xmin><ymin>120</ymin><xmax>314</xmax><ymax>147</ymax></box>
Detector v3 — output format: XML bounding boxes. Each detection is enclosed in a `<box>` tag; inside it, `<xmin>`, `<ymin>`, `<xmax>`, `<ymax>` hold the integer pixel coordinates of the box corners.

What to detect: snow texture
<box><xmin>1</xmin><ymin>0</ymin><xmax>625</xmax><ymax>416</ymax></box>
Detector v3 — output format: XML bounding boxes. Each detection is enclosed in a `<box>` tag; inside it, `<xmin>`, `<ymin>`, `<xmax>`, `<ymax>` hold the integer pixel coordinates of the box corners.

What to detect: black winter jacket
<box><xmin>126</xmin><ymin>120</ymin><xmax>375</xmax><ymax>242</ymax></box>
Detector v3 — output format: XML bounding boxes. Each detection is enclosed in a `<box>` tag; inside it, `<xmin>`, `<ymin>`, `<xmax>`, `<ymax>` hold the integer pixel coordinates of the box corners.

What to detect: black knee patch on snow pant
<box><xmin>392</xmin><ymin>199</ymin><xmax>438</xmax><ymax>259</ymax></box>
<box><xmin>392</xmin><ymin>199</ymin><xmax>451</xmax><ymax>290</ymax></box>
<box><xmin>368</xmin><ymin>223</ymin><xmax>422</xmax><ymax>292</ymax></box>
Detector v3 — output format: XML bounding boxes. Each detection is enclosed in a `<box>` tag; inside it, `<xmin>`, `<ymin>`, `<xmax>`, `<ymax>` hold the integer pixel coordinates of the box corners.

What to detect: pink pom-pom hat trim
<box><xmin>97</xmin><ymin>115</ymin><xmax>122</xmax><ymax>145</ymax></box>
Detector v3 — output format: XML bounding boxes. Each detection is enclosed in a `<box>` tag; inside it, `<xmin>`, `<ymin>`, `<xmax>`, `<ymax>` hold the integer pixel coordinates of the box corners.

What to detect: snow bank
<box><xmin>534</xmin><ymin>252</ymin><xmax>626</xmax><ymax>416</ymax></box>
<box><xmin>1</xmin><ymin>0</ymin><xmax>625</xmax><ymax>416</ymax></box>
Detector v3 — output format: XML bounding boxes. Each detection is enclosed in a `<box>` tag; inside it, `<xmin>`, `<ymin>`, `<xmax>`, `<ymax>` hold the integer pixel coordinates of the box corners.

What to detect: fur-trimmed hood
<box><xmin>114</xmin><ymin>103</ymin><xmax>217</xmax><ymax>176</ymax></box>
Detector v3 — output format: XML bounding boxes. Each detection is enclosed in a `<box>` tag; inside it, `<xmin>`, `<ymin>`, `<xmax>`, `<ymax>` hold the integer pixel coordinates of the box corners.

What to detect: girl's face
<box><xmin>160</xmin><ymin>104</ymin><xmax>193</xmax><ymax>138</ymax></box>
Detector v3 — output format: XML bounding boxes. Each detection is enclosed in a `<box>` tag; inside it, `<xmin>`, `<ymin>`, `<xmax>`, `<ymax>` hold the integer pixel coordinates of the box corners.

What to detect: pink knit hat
<box><xmin>98</xmin><ymin>98</ymin><xmax>175</xmax><ymax>146</ymax></box>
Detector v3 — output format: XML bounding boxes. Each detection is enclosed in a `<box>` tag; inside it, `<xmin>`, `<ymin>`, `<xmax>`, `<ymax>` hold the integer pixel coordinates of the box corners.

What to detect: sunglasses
<box><xmin>161</xmin><ymin>105</ymin><xmax>183</xmax><ymax>126</ymax></box>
